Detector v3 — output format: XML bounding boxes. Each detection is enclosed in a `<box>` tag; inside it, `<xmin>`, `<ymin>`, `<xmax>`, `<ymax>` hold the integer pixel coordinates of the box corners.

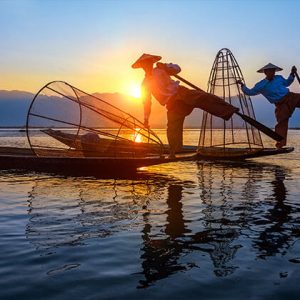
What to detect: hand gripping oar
<box><xmin>173</xmin><ymin>74</ymin><xmax>283</xmax><ymax>142</ymax></box>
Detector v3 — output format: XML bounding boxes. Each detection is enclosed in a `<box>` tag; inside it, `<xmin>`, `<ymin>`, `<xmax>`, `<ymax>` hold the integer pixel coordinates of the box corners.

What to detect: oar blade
<box><xmin>236</xmin><ymin>112</ymin><xmax>283</xmax><ymax>142</ymax></box>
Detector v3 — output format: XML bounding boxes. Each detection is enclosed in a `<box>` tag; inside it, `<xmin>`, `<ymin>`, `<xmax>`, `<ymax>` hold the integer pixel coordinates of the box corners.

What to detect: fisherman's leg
<box><xmin>167</xmin><ymin>110</ymin><xmax>185</xmax><ymax>158</ymax></box>
<box><xmin>291</xmin><ymin>92</ymin><xmax>300</xmax><ymax>108</ymax></box>
<box><xmin>275</xmin><ymin>103</ymin><xmax>290</xmax><ymax>148</ymax></box>
<box><xmin>180</xmin><ymin>87</ymin><xmax>238</xmax><ymax>120</ymax></box>
<box><xmin>275</xmin><ymin>119</ymin><xmax>289</xmax><ymax>148</ymax></box>
<box><xmin>274</xmin><ymin>93</ymin><xmax>300</xmax><ymax>148</ymax></box>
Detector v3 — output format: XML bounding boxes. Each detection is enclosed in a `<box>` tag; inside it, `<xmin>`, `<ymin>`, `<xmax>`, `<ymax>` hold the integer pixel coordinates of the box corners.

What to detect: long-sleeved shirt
<box><xmin>142</xmin><ymin>63</ymin><xmax>181</xmax><ymax>120</ymax></box>
<box><xmin>242</xmin><ymin>74</ymin><xmax>295</xmax><ymax>104</ymax></box>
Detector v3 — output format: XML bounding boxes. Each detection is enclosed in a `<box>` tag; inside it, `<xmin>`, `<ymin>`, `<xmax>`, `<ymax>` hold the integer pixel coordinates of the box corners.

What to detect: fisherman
<box><xmin>132</xmin><ymin>53</ymin><xmax>239</xmax><ymax>158</ymax></box>
<box><xmin>237</xmin><ymin>63</ymin><xmax>297</xmax><ymax>149</ymax></box>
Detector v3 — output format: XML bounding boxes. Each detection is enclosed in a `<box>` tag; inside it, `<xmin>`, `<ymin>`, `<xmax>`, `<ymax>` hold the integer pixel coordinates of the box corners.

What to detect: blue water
<box><xmin>1</xmin><ymin>130</ymin><xmax>300</xmax><ymax>299</ymax></box>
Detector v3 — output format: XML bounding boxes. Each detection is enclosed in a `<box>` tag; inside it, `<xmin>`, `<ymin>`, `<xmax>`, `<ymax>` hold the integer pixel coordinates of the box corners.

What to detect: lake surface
<box><xmin>1</xmin><ymin>129</ymin><xmax>300</xmax><ymax>299</ymax></box>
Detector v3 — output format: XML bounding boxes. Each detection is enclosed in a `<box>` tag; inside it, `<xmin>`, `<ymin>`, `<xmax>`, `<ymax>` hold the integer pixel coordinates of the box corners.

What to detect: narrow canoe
<box><xmin>0</xmin><ymin>146</ymin><xmax>197</xmax><ymax>175</ymax></box>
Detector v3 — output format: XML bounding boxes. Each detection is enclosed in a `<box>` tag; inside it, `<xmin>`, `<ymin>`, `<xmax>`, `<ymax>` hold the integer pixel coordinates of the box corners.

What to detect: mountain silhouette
<box><xmin>1</xmin><ymin>89</ymin><xmax>300</xmax><ymax>128</ymax></box>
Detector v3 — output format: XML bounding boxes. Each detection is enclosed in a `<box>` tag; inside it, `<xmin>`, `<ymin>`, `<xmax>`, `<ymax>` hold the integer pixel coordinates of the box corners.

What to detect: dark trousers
<box><xmin>275</xmin><ymin>92</ymin><xmax>300</xmax><ymax>147</ymax></box>
<box><xmin>166</xmin><ymin>86</ymin><xmax>238</xmax><ymax>153</ymax></box>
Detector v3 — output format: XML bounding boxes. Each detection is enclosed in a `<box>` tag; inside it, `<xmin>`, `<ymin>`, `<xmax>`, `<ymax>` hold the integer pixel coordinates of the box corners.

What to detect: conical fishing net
<box><xmin>198</xmin><ymin>48</ymin><xmax>263</xmax><ymax>157</ymax></box>
<box><xmin>26</xmin><ymin>81</ymin><xmax>164</xmax><ymax>158</ymax></box>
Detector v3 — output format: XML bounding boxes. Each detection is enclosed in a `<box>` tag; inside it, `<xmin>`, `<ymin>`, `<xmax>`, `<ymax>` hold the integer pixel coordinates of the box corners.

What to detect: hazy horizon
<box><xmin>3</xmin><ymin>88</ymin><xmax>300</xmax><ymax>129</ymax></box>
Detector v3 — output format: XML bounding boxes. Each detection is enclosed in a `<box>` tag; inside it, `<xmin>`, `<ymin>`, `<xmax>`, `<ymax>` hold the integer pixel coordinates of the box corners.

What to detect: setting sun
<box><xmin>128</xmin><ymin>84</ymin><xmax>141</xmax><ymax>99</ymax></box>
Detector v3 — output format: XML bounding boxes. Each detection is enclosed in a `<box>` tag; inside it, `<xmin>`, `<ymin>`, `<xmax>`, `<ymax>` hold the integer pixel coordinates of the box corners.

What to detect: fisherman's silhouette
<box><xmin>137</xmin><ymin>176</ymin><xmax>241</xmax><ymax>288</ymax></box>
<box><xmin>252</xmin><ymin>166</ymin><xmax>293</xmax><ymax>258</ymax></box>
<box><xmin>138</xmin><ymin>184</ymin><xmax>192</xmax><ymax>288</ymax></box>
<box><xmin>137</xmin><ymin>161</ymin><xmax>299</xmax><ymax>288</ymax></box>
<box><xmin>21</xmin><ymin>163</ymin><xmax>299</xmax><ymax>289</ymax></box>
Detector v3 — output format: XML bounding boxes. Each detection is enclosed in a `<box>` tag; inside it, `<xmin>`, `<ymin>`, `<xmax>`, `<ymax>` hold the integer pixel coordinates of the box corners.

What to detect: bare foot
<box><xmin>168</xmin><ymin>153</ymin><xmax>176</xmax><ymax>159</ymax></box>
<box><xmin>275</xmin><ymin>142</ymin><xmax>285</xmax><ymax>149</ymax></box>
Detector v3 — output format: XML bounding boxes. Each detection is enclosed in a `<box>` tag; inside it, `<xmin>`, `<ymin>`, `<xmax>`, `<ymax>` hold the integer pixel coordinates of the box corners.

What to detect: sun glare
<box><xmin>128</xmin><ymin>84</ymin><xmax>141</xmax><ymax>99</ymax></box>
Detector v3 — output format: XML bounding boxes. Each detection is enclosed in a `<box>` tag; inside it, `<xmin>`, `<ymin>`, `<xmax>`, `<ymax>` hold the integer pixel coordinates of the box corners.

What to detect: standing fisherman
<box><xmin>132</xmin><ymin>53</ymin><xmax>239</xmax><ymax>158</ymax></box>
<box><xmin>237</xmin><ymin>63</ymin><xmax>297</xmax><ymax>149</ymax></box>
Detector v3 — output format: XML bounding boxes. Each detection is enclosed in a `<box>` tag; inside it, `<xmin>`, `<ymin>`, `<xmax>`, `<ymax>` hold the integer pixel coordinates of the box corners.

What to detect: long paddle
<box><xmin>173</xmin><ymin>74</ymin><xmax>283</xmax><ymax>142</ymax></box>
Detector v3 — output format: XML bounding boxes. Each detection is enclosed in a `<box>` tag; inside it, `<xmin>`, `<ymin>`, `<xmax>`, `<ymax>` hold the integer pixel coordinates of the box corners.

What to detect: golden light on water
<box><xmin>133</xmin><ymin>128</ymin><xmax>142</xmax><ymax>143</ymax></box>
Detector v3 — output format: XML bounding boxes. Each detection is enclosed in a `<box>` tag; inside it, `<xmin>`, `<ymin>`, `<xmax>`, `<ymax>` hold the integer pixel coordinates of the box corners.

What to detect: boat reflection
<box><xmin>23</xmin><ymin>161</ymin><xmax>300</xmax><ymax>288</ymax></box>
<box><xmin>137</xmin><ymin>161</ymin><xmax>299</xmax><ymax>288</ymax></box>
<box><xmin>25</xmin><ymin>171</ymin><xmax>176</xmax><ymax>251</ymax></box>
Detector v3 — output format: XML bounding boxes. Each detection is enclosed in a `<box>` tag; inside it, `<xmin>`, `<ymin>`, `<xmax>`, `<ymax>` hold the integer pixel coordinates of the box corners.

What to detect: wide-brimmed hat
<box><xmin>131</xmin><ymin>53</ymin><xmax>162</xmax><ymax>69</ymax></box>
<box><xmin>257</xmin><ymin>63</ymin><xmax>283</xmax><ymax>73</ymax></box>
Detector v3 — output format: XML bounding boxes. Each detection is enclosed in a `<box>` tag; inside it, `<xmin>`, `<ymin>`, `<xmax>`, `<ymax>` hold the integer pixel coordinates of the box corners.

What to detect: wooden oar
<box><xmin>173</xmin><ymin>74</ymin><xmax>283</xmax><ymax>142</ymax></box>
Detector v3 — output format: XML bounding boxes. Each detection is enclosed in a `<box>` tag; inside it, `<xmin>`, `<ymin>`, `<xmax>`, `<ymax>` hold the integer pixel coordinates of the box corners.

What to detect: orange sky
<box><xmin>1</xmin><ymin>1</ymin><xmax>300</xmax><ymax>97</ymax></box>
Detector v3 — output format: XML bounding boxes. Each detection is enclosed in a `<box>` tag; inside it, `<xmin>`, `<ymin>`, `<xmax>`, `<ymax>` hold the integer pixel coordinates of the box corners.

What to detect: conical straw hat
<box><xmin>132</xmin><ymin>53</ymin><xmax>162</xmax><ymax>69</ymax></box>
<box><xmin>257</xmin><ymin>63</ymin><xmax>283</xmax><ymax>73</ymax></box>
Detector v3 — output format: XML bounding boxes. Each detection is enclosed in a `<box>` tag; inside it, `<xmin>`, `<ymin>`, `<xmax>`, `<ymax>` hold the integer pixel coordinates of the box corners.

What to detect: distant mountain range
<box><xmin>0</xmin><ymin>89</ymin><xmax>186</xmax><ymax>128</ymax></box>
<box><xmin>0</xmin><ymin>90</ymin><xmax>33</xmax><ymax>127</ymax></box>
<box><xmin>1</xmin><ymin>89</ymin><xmax>300</xmax><ymax>128</ymax></box>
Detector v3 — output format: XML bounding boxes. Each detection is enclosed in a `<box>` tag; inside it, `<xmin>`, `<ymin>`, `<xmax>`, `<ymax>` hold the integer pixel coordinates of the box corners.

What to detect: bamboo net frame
<box><xmin>198</xmin><ymin>48</ymin><xmax>263</xmax><ymax>156</ymax></box>
<box><xmin>26</xmin><ymin>81</ymin><xmax>164</xmax><ymax>158</ymax></box>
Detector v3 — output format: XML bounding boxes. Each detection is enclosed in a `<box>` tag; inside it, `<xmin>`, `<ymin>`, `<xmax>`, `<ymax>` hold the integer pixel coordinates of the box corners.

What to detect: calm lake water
<box><xmin>1</xmin><ymin>129</ymin><xmax>300</xmax><ymax>299</ymax></box>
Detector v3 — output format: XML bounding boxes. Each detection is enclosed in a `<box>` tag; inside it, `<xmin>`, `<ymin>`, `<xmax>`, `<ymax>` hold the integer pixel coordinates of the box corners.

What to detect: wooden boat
<box><xmin>0</xmin><ymin>146</ymin><xmax>197</xmax><ymax>174</ymax></box>
<box><xmin>0</xmin><ymin>142</ymin><xmax>293</xmax><ymax>175</ymax></box>
<box><xmin>0</xmin><ymin>78</ymin><xmax>294</xmax><ymax>176</ymax></box>
<box><xmin>41</xmin><ymin>128</ymin><xmax>294</xmax><ymax>160</ymax></box>
<box><xmin>0</xmin><ymin>81</ymin><xmax>199</xmax><ymax>175</ymax></box>
<box><xmin>195</xmin><ymin>48</ymin><xmax>295</xmax><ymax>160</ymax></box>
<box><xmin>41</xmin><ymin>128</ymin><xmax>197</xmax><ymax>156</ymax></box>
<box><xmin>196</xmin><ymin>146</ymin><xmax>294</xmax><ymax>160</ymax></box>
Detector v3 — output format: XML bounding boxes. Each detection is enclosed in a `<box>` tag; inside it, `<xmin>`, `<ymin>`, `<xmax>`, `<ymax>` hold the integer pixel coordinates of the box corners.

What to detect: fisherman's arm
<box><xmin>237</xmin><ymin>80</ymin><xmax>265</xmax><ymax>96</ymax></box>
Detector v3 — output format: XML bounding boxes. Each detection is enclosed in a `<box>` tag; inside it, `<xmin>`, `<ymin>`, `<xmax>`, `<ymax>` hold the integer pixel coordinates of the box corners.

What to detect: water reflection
<box><xmin>196</xmin><ymin>162</ymin><xmax>244</xmax><ymax>277</ymax></box>
<box><xmin>25</xmin><ymin>172</ymin><xmax>175</xmax><ymax>251</ymax></box>
<box><xmin>138</xmin><ymin>184</ymin><xmax>192</xmax><ymax>288</ymax></box>
<box><xmin>21</xmin><ymin>161</ymin><xmax>300</xmax><ymax>288</ymax></box>
<box><xmin>137</xmin><ymin>165</ymin><xmax>240</xmax><ymax>288</ymax></box>
<box><xmin>137</xmin><ymin>161</ymin><xmax>300</xmax><ymax>287</ymax></box>
<box><xmin>251</xmin><ymin>166</ymin><xmax>293</xmax><ymax>258</ymax></box>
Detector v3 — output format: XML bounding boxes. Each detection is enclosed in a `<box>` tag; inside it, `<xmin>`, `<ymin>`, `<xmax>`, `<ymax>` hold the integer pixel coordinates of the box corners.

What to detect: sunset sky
<box><xmin>1</xmin><ymin>0</ymin><xmax>300</xmax><ymax>96</ymax></box>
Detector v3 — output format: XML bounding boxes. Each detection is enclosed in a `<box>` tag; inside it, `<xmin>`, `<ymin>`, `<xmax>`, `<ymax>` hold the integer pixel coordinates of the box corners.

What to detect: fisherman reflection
<box><xmin>253</xmin><ymin>166</ymin><xmax>293</xmax><ymax>258</ymax></box>
<box><xmin>138</xmin><ymin>165</ymin><xmax>246</xmax><ymax>288</ymax></box>
<box><xmin>138</xmin><ymin>184</ymin><xmax>192</xmax><ymax>288</ymax></box>
<box><xmin>197</xmin><ymin>162</ymin><xmax>295</xmax><ymax>264</ymax></box>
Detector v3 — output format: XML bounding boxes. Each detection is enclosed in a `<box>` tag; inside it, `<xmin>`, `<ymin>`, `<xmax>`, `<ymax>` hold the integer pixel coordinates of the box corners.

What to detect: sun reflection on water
<box><xmin>133</xmin><ymin>128</ymin><xmax>142</xmax><ymax>143</ymax></box>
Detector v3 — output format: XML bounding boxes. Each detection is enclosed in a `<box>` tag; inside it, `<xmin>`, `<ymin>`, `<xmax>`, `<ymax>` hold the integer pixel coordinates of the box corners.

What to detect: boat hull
<box><xmin>196</xmin><ymin>147</ymin><xmax>294</xmax><ymax>160</ymax></box>
<box><xmin>0</xmin><ymin>146</ymin><xmax>196</xmax><ymax>175</ymax></box>
<box><xmin>0</xmin><ymin>146</ymin><xmax>294</xmax><ymax>175</ymax></box>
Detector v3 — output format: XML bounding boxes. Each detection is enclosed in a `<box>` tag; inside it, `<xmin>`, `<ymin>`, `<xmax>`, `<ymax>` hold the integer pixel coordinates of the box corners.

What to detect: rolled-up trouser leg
<box><xmin>274</xmin><ymin>93</ymin><xmax>294</xmax><ymax>147</ymax></box>
<box><xmin>274</xmin><ymin>118</ymin><xmax>289</xmax><ymax>147</ymax></box>
<box><xmin>274</xmin><ymin>92</ymin><xmax>300</xmax><ymax>147</ymax></box>
<box><xmin>167</xmin><ymin>110</ymin><xmax>185</xmax><ymax>154</ymax></box>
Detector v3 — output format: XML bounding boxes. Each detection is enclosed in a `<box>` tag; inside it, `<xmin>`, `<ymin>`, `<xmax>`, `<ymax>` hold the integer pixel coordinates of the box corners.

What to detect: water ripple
<box><xmin>1</xmin><ymin>131</ymin><xmax>300</xmax><ymax>299</ymax></box>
